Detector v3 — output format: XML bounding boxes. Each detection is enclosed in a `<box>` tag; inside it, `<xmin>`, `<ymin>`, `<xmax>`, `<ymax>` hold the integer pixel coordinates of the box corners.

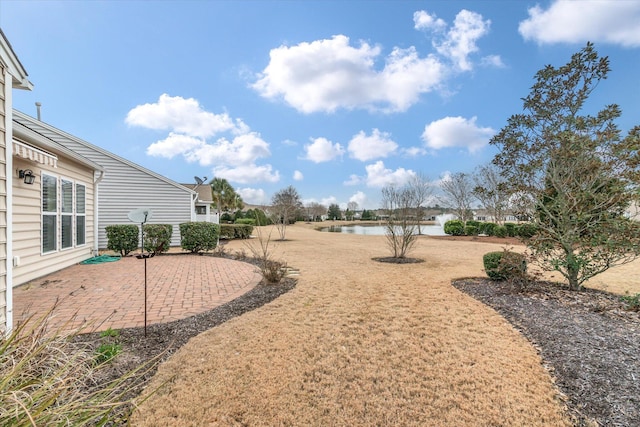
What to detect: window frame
<box><xmin>41</xmin><ymin>173</ymin><xmax>58</xmax><ymax>254</ymax></box>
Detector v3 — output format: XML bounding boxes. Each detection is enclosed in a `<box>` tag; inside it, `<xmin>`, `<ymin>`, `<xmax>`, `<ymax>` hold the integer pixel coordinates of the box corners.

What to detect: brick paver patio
<box><xmin>13</xmin><ymin>254</ymin><xmax>262</xmax><ymax>333</ymax></box>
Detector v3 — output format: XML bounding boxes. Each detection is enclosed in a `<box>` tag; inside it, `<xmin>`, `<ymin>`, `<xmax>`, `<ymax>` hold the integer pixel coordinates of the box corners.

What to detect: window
<box><xmin>195</xmin><ymin>205</ymin><xmax>207</xmax><ymax>215</ymax></box>
<box><xmin>42</xmin><ymin>174</ymin><xmax>57</xmax><ymax>253</ymax></box>
<box><xmin>76</xmin><ymin>184</ymin><xmax>86</xmax><ymax>245</ymax></box>
<box><xmin>42</xmin><ymin>175</ymin><xmax>87</xmax><ymax>253</ymax></box>
<box><xmin>61</xmin><ymin>179</ymin><xmax>73</xmax><ymax>249</ymax></box>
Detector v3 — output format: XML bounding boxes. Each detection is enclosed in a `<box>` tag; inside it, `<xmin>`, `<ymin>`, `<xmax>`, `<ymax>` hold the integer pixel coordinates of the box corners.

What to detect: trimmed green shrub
<box><xmin>105</xmin><ymin>224</ymin><xmax>139</xmax><ymax>256</ymax></box>
<box><xmin>466</xmin><ymin>220</ymin><xmax>481</xmax><ymax>228</ymax></box>
<box><xmin>481</xmin><ymin>222</ymin><xmax>497</xmax><ymax>236</ymax></box>
<box><xmin>494</xmin><ymin>225</ymin><xmax>508</xmax><ymax>238</ymax></box>
<box><xmin>219</xmin><ymin>224</ymin><xmax>254</xmax><ymax>240</ymax></box>
<box><xmin>235</xmin><ymin>218</ymin><xmax>256</xmax><ymax>226</ymax></box>
<box><xmin>504</xmin><ymin>222</ymin><xmax>518</xmax><ymax>237</ymax></box>
<box><xmin>483</xmin><ymin>250</ymin><xmax>527</xmax><ymax>281</ymax></box>
<box><xmin>465</xmin><ymin>225</ymin><xmax>479</xmax><ymax>236</ymax></box>
<box><xmin>179</xmin><ymin>222</ymin><xmax>219</xmax><ymax>253</ymax></box>
<box><xmin>143</xmin><ymin>224</ymin><xmax>172</xmax><ymax>255</ymax></box>
<box><xmin>444</xmin><ymin>220</ymin><xmax>465</xmax><ymax>236</ymax></box>
<box><xmin>517</xmin><ymin>223</ymin><xmax>538</xmax><ymax>239</ymax></box>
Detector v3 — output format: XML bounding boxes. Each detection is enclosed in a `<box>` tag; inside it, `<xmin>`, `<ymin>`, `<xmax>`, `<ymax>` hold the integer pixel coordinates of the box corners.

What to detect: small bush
<box><xmin>235</xmin><ymin>218</ymin><xmax>256</xmax><ymax>226</ymax></box>
<box><xmin>465</xmin><ymin>225</ymin><xmax>479</xmax><ymax>236</ymax></box>
<box><xmin>179</xmin><ymin>222</ymin><xmax>219</xmax><ymax>253</ymax></box>
<box><xmin>444</xmin><ymin>220</ymin><xmax>465</xmax><ymax>236</ymax></box>
<box><xmin>481</xmin><ymin>222</ymin><xmax>497</xmax><ymax>236</ymax></box>
<box><xmin>483</xmin><ymin>250</ymin><xmax>527</xmax><ymax>281</ymax></box>
<box><xmin>622</xmin><ymin>293</ymin><xmax>640</xmax><ymax>311</ymax></box>
<box><xmin>494</xmin><ymin>225</ymin><xmax>508</xmax><ymax>238</ymax></box>
<box><xmin>143</xmin><ymin>224</ymin><xmax>173</xmax><ymax>255</ymax></box>
<box><xmin>220</xmin><ymin>224</ymin><xmax>254</xmax><ymax>240</ymax></box>
<box><xmin>517</xmin><ymin>223</ymin><xmax>538</xmax><ymax>239</ymax></box>
<box><xmin>106</xmin><ymin>224</ymin><xmax>139</xmax><ymax>256</ymax></box>
<box><xmin>504</xmin><ymin>222</ymin><xmax>518</xmax><ymax>237</ymax></box>
<box><xmin>95</xmin><ymin>328</ymin><xmax>122</xmax><ymax>365</ymax></box>
<box><xmin>466</xmin><ymin>220</ymin><xmax>481</xmax><ymax>228</ymax></box>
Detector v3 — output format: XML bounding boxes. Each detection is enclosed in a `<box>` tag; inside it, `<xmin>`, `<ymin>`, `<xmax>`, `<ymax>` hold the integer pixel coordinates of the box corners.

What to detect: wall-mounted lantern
<box><xmin>18</xmin><ymin>169</ymin><xmax>36</xmax><ymax>185</ymax></box>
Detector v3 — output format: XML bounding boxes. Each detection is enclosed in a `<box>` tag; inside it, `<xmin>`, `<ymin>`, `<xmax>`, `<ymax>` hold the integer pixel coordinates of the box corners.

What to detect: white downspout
<box><xmin>4</xmin><ymin>68</ymin><xmax>14</xmax><ymax>334</ymax></box>
<box><xmin>93</xmin><ymin>170</ymin><xmax>104</xmax><ymax>255</ymax></box>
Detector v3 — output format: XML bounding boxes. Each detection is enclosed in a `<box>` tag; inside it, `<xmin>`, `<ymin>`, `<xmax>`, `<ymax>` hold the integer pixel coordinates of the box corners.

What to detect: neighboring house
<box><xmin>12</xmin><ymin>120</ymin><xmax>103</xmax><ymax>286</ymax></box>
<box><xmin>1</xmin><ymin>28</ymin><xmax>33</xmax><ymax>333</ymax></box>
<box><xmin>182</xmin><ymin>183</ymin><xmax>220</xmax><ymax>224</ymax></box>
<box><xmin>12</xmin><ymin>110</ymin><xmax>196</xmax><ymax>249</ymax></box>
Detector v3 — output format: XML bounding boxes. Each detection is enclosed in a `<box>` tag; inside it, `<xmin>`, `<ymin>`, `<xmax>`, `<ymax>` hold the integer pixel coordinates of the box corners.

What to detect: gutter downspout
<box><xmin>93</xmin><ymin>170</ymin><xmax>104</xmax><ymax>255</ymax></box>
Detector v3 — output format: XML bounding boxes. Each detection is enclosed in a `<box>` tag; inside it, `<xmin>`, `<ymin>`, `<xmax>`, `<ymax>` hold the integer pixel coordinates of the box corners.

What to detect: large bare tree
<box><xmin>270</xmin><ymin>186</ymin><xmax>303</xmax><ymax>240</ymax></box>
<box><xmin>381</xmin><ymin>184</ymin><xmax>419</xmax><ymax>259</ymax></box>
<box><xmin>439</xmin><ymin>172</ymin><xmax>474</xmax><ymax>222</ymax></box>
<box><xmin>491</xmin><ymin>43</ymin><xmax>640</xmax><ymax>290</ymax></box>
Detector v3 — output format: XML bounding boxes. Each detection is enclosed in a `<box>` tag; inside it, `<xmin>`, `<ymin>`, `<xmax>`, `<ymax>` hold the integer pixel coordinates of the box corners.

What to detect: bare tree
<box><xmin>305</xmin><ymin>202</ymin><xmax>326</xmax><ymax>222</ymax></box>
<box><xmin>472</xmin><ymin>164</ymin><xmax>509</xmax><ymax>224</ymax></box>
<box><xmin>439</xmin><ymin>172</ymin><xmax>474</xmax><ymax>222</ymax></box>
<box><xmin>381</xmin><ymin>184</ymin><xmax>419</xmax><ymax>259</ymax></box>
<box><xmin>408</xmin><ymin>173</ymin><xmax>432</xmax><ymax>234</ymax></box>
<box><xmin>270</xmin><ymin>186</ymin><xmax>303</xmax><ymax>240</ymax></box>
<box><xmin>346</xmin><ymin>201</ymin><xmax>358</xmax><ymax>220</ymax></box>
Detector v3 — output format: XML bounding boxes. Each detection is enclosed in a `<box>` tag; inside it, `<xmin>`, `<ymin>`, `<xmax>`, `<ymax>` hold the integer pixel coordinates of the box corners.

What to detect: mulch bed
<box><xmin>453</xmin><ymin>278</ymin><xmax>640</xmax><ymax>427</ymax></box>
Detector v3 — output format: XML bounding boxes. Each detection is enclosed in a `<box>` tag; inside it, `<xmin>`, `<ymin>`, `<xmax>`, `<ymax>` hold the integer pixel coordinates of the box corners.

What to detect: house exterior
<box><xmin>1</xmin><ymin>28</ymin><xmax>33</xmax><ymax>333</ymax></box>
<box><xmin>12</xmin><ymin>110</ymin><xmax>196</xmax><ymax>249</ymax></box>
<box><xmin>12</xmin><ymin>120</ymin><xmax>103</xmax><ymax>286</ymax></box>
<box><xmin>182</xmin><ymin>183</ymin><xmax>219</xmax><ymax>224</ymax></box>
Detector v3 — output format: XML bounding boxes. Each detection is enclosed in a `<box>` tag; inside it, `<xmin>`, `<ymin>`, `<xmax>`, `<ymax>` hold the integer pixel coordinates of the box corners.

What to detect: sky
<box><xmin>1</xmin><ymin>0</ymin><xmax>639</xmax><ymax>210</ymax></box>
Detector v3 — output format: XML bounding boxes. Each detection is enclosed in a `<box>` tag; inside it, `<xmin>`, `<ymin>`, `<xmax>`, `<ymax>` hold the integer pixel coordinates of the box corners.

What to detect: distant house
<box><xmin>13</xmin><ymin>110</ymin><xmax>196</xmax><ymax>248</ymax></box>
<box><xmin>2</xmin><ymin>28</ymin><xmax>33</xmax><ymax>333</ymax></box>
<box><xmin>182</xmin><ymin>183</ymin><xmax>219</xmax><ymax>224</ymax></box>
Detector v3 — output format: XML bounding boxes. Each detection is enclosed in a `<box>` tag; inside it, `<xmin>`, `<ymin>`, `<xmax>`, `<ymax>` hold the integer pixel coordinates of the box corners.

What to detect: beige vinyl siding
<box><xmin>12</xmin><ymin>156</ymin><xmax>95</xmax><ymax>286</ymax></box>
<box><xmin>0</xmin><ymin>68</ymin><xmax>6</xmax><ymax>329</ymax></box>
<box><xmin>12</xmin><ymin>111</ymin><xmax>194</xmax><ymax>248</ymax></box>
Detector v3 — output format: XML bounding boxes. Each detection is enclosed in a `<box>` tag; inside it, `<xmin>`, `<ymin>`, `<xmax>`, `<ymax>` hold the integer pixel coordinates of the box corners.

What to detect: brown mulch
<box><xmin>453</xmin><ymin>278</ymin><xmax>640</xmax><ymax>427</ymax></box>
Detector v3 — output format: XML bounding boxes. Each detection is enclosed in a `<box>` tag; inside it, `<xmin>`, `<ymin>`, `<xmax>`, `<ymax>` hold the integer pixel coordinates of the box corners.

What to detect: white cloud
<box><xmin>421</xmin><ymin>116</ymin><xmax>494</xmax><ymax>153</ymax></box>
<box><xmin>349</xmin><ymin>191</ymin><xmax>367</xmax><ymax>208</ymax></box>
<box><xmin>344</xmin><ymin>174</ymin><xmax>362</xmax><ymax>186</ymax></box>
<box><xmin>293</xmin><ymin>170</ymin><xmax>304</xmax><ymax>181</ymax></box>
<box><xmin>321</xmin><ymin>196</ymin><xmax>339</xmax><ymax>207</ymax></box>
<box><xmin>436</xmin><ymin>10</ymin><xmax>490</xmax><ymax>71</ymax></box>
<box><xmin>414</xmin><ymin>10</ymin><xmax>446</xmax><ymax>32</ymax></box>
<box><xmin>126</xmin><ymin>94</ymin><xmax>240</xmax><ymax>138</ymax></box>
<box><xmin>237</xmin><ymin>187</ymin><xmax>268</xmax><ymax>205</ymax></box>
<box><xmin>131</xmin><ymin>94</ymin><xmax>280</xmax><ymax>186</ymax></box>
<box><xmin>403</xmin><ymin>146</ymin><xmax>427</xmax><ymax>157</ymax></box>
<box><xmin>213</xmin><ymin>164</ymin><xmax>280</xmax><ymax>184</ymax></box>
<box><xmin>146</xmin><ymin>133</ymin><xmax>205</xmax><ymax>159</ymax></box>
<box><xmin>519</xmin><ymin>0</ymin><xmax>640</xmax><ymax>47</ymax></box>
<box><xmin>365</xmin><ymin>161</ymin><xmax>416</xmax><ymax>188</ymax></box>
<box><xmin>348</xmin><ymin>129</ymin><xmax>398</xmax><ymax>161</ymax></box>
<box><xmin>481</xmin><ymin>54</ymin><xmax>505</xmax><ymax>68</ymax></box>
<box><xmin>252</xmin><ymin>35</ymin><xmax>445</xmax><ymax>113</ymax></box>
<box><xmin>304</xmin><ymin>137</ymin><xmax>345</xmax><ymax>163</ymax></box>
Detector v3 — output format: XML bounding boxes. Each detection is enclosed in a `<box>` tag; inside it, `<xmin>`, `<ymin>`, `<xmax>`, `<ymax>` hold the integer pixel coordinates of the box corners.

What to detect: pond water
<box><xmin>319</xmin><ymin>224</ymin><xmax>447</xmax><ymax>236</ymax></box>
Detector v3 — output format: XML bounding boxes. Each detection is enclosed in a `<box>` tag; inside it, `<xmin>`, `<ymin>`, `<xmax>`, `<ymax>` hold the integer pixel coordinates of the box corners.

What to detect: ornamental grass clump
<box><xmin>1</xmin><ymin>310</ymin><xmax>157</xmax><ymax>426</ymax></box>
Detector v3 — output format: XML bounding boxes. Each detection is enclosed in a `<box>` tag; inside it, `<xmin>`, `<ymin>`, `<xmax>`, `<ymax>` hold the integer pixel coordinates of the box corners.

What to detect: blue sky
<box><xmin>2</xmin><ymin>0</ymin><xmax>639</xmax><ymax>209</ymax></box>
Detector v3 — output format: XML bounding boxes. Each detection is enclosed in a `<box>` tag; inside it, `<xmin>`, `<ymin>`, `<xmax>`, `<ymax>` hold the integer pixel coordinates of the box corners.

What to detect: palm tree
<box><xmin>210</xmin><ymin>177</ymin><xmax>236</xmax><ymax>223</ymax></box>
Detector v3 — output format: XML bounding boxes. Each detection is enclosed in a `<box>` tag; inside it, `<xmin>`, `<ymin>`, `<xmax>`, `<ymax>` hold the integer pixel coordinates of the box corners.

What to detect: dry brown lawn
<box><xmin>132</xmin><ymin>223</ymin><xmax>638</xmax><ymax>426</ymax></box>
